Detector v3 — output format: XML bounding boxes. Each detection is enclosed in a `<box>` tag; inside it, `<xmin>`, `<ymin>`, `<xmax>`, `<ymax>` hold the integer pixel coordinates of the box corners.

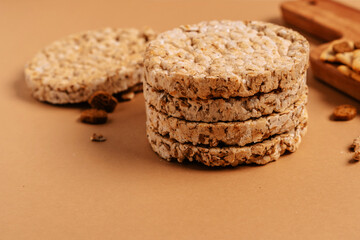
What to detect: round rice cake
<box><xmin>144</xmin><ymin>20</ymin><xmax>309</xmax><ymax>99</ymax></box>
<box><xmin>144</xmin><ymin>73</ymin><xmax>307</xmax><ymax>122</ymax></box>
<box><xmin>146</xmin><ymin>94</ymin><xmax>307</xmax><ymax>147</ymax></box>
<box><xmin>25</xmin><ymin>27</ymin><xmax>156</xmax><ymax>104</ymax></box>
<box><xmin>146</xmin><ymin>121</ymin><xmax>308</xmax><ymax>167</ymax></box>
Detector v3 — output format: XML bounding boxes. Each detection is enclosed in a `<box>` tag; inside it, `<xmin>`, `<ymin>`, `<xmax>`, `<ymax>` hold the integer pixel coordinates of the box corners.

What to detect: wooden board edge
<box><xmin>310</xmin><ymin>52</ymin><xmax>360</xmax><ymax>102</ymax></box>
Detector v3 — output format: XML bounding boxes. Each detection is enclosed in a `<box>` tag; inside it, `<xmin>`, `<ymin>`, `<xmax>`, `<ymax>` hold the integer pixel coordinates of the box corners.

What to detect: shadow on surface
<box><xmin>348</xmin><ymin>158</ymin><xmax>358</xmax><ymax>164</ymax></box>
<box><xmin>163</xmin><ymin>158</ymin><xmax>268</xmax><ymax>171</ymax></box>
<box><xmin>13</xmin><ymin>71</ymin><xmax>35</xmax><ymax>104</ymax></box>
<box><xmin>13</xmin><ymin>71</ymin><xmax>88</xmax><ymax>109</ymax></box>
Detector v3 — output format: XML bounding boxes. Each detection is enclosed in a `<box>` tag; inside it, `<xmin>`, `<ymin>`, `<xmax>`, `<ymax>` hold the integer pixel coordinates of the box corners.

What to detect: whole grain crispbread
<box><xmin>25</xmin><ymin>27</ymin><xmax>156</xmax><ymax>104</ymax></box>
<box><xmin>144</xmin><ymin>73</ymin><xmax>307</xmax><ymax>122</ymax></box>
<box><xmin>146</xmin><ymin>121</ymin><xmax>308</xmax><ymax>167</ymax></box>
<box><xmin>144</xmin><ymin>20</ymin><xmax>309</xmax><ymax>99</ymax></box>
<box><xmin>146</xmin><ymin>94</ymin><xmax>307</xmax><ymax>147</ymax></box>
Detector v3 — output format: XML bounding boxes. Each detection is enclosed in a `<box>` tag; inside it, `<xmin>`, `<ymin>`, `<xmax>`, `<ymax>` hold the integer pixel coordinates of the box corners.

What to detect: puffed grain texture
<box><xmin>146</xmin><ymin>94</ymin><xmax>307</xmax><ymax>147</ymax></box>
<box><xmin>25</xmin><ymin>27</ymin><xmax>156</xmax><ymax>104</ymax></box>
<box><xmin>146</xmin><ymin>121</ymin><xmax>308</xmax><ymax>167</ymax></box>
<box><xmin>144</xmin><ymin>20</ymin><xmax>309</xmax><ymax>99</ymax></box>
<box><xmin>144</xmin><ymin>73</ymin><xmax>307</xmax><ymax>122</ymax></box>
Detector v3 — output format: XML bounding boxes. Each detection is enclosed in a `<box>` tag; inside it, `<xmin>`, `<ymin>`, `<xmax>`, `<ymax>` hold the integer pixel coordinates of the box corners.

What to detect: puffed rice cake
<box><xmin>144</xmin><ymin>73</ymin><xmax>307</xmax><ymax>122</ymax></box>
<box><xmin>144</xmin><ymin>20</ymin><xmax>309</xmax><ymax>167</ymax></box>
<box><xmin>25</xmin><ymin>27</ymin><xmax>156</xmax><ymax>104</ymax></box>
<box><xmin>144</xmin><ymin>20</ymin><xmax>309</xmax><ymax>99</ymax></box>
<box><xmin>147</xmin><ymin>120</ymin><xmax>308</xmax><ymax>167</ymax></box>
<box><xmin>146</xmin><ymin>93</ymin><xmax>307</xmax><ymax>147</ymax></box>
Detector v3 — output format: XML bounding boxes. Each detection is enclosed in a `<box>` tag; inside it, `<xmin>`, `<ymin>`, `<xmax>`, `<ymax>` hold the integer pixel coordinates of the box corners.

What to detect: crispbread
<box><xmin>144</xmin><ymin>73</ymin><xmax>307</xmax><ymax>122</ymax></box>
<box><xmin>146</xmin><ymin>121</ymin><xmax>308</xmax><ymax>167</ymax></box>
<box><xmin>146</xmin><ymin>94</ymin><xmax>307</xmax><ymax>147</ymax></box>
<box><xmin>144</xmin><ymin>20</ymin><xmax>309</xmax><ymax>99</ymax></box>
<box><xmin>25</xmin><ymin>27</ymin><xmax>156</xmax><ymax>104</ymax></box>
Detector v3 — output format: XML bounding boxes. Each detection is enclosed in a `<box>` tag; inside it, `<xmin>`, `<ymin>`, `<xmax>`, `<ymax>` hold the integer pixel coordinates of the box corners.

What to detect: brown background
<box><xmin>1</xmin><ymin>0</ymin><xmax>360</xmax><ymax>239</ymax></box>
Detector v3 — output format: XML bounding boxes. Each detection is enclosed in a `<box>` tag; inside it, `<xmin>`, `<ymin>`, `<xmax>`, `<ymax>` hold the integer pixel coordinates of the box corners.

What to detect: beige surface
<box><xmin>1</xmin><ymin>0</ymin><xmax>360</xmax><ymax>239</ymax></box>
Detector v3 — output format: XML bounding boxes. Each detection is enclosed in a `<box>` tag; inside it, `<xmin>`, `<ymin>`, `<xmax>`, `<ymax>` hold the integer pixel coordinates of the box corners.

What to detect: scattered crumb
<box><xmin>90</xmin><ymin>133</ymin><xmax>107</xmax><ymax>142</ymax></box>
<box><xmin>88</xmin><ymin>91</ymin><xmax>118</xmax><ymax>113</ymax></box>
<box><xmin>332</xmin><ymin>104</ymin><xmax>357</xmax><ymax>121</ymax></box>
<box><xmin>352</xmin><ymin>136</ymin><xmax>360</xmax><ymax>161</ymax></box>
<box><xmin>80</xmin><ymin>109</ymin><xmax>108</xmax><ymax>124</ymax></box>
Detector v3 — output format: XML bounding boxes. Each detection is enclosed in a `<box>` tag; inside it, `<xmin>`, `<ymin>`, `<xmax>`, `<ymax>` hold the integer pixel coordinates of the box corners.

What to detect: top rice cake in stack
<box><xmin>144</xmin><ymin>20</ymin><xmax>310</xmax><ymax>167</ymax></box>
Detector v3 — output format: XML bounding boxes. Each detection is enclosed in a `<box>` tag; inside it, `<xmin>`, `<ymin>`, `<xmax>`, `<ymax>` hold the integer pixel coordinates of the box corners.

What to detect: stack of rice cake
<box><xmin>144</xmin><ymin>20</ymin><xmax>309</xmax><ymax>167</ymax></box>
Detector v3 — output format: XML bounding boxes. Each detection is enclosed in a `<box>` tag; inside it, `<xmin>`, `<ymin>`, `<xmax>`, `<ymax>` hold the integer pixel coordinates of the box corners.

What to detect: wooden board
<box><xmin>281</xmin><ymin>0</ymin><xmax>360</xmax><ymax>101</ymax></box>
